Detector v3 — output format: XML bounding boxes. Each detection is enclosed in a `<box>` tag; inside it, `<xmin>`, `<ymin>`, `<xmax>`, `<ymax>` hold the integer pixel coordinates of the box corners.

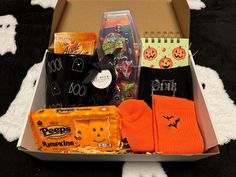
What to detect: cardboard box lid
<box><xmin>49</xmin><ymin>0</ymin><xmax>190</xmax><ymax>47</ymax></box>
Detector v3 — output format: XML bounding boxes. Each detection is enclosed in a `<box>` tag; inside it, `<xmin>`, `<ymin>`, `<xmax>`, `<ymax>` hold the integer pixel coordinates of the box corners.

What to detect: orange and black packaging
<box><xmin>29</xmin><ymin>106</ymin><xmax>121</xmax><ymax>152</ymax></box>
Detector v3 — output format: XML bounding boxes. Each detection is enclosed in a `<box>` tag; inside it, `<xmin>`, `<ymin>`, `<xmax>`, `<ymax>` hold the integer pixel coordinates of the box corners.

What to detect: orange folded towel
<box><xmin>152</xmin><ymin>95</ymin><xmax>204</xmax><ymax>154</ymax></box>
<box><xmin>118</xmin><ymin>99</ymin><xmax>155</xmax><ymax>152</ymax></box>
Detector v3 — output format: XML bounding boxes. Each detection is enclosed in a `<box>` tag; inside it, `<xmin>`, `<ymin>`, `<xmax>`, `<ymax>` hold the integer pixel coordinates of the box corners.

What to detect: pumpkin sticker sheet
<box><xmin>140</xmin><ymin>38</ymin><xmax>189</xmax><ymax>69</ymax></box>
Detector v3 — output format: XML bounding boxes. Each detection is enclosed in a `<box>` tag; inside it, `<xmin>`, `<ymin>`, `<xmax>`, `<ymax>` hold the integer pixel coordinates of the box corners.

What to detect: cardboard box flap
<box><xmin>172</xmin><ymin>0</ymin><xmax>190</xmax><ymax>38</ymax></box>
<box><xmin>49</xmin><ymin>0</ymin><xmax>67</xmax><ymax>46</ymax></box>
<box><xmin>49</xmin><ymin>0</ymin><xmax>190</xmax><ymax>47</ymax></box>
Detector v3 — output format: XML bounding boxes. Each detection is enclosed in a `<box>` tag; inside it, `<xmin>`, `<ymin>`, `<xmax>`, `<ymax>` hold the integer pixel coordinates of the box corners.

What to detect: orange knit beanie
<box><xmin>118</xmin><ymin>99</ymin><xmax>155</xmax><ymax>152</ymax></box>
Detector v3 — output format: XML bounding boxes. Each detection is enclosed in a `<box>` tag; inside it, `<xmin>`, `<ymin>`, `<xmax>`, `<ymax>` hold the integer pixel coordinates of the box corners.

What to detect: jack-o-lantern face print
<box><xmin>159</xmin><ymin>57</ymin><xmax>173</xmax><ymax>69</ymax></box>
<box><xmin>172</xmin><ymin>46</ymin><xmax>186</xmax><ymax>60</ymax></box>
<box><xmin>74</xmin><ymin>119</ymin><xmax>110</xmax><ymax>148</ymax></box>
<box><xmin>143</xmin><ymin>46</ymin><xmax>157</xmax><ymax>61</ymax></box>
<box><xmin>88</xmin><ymin>119</ymin><xmax>109</xmax><ymax>147</ymax></box>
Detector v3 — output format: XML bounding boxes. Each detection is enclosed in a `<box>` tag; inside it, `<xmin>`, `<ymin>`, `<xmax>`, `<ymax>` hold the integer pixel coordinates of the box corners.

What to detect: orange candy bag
<box><xmin>54</xmin><ymin>32</ymin><xmax>97</xmax><ymax>55</ymax></box>
<box><xmin>29</xmin><ymin>106</ymin><xmax>120</xmax><ymax>152</ymax></box>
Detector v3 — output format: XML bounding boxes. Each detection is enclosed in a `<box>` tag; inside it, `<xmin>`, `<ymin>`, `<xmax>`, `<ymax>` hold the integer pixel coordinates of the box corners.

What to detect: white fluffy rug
<box><xmin>31</xmin><ymin>0</ymin><xmax>58</xmax><ymax>9</ymax></box>
<box><xmin>195</xmin><ymin>65</ymin><xmax>236</xmax><ymax>145</ymax></box>
<box><xmin>123</xmin><ymin>162</ymin><xmax>167</xmax><ymax>177</ymax></box>
<box><xmin>187</xmin><ymin>0</ymin><xmax>206</xmax><ymax>10</ymax></box>
<box><xmin>0</xmin><ymin>15</ymin><xmax>17</xmax><ymax>56</ymax></box>
<box><xmin>0</xmin><ymin>62</ymin><xmax>42</xmax><ymax>142</ymax></box>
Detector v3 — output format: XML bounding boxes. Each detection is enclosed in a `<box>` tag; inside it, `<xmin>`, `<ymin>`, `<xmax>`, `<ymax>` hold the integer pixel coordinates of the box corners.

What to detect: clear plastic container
<box><xmin>97</xmin><ymin>10</ymin><xmax>142</xmax><ymax>105</ymax></box>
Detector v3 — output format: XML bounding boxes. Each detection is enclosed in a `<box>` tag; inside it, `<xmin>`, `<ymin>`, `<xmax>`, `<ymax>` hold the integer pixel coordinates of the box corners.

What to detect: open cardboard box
<box><xmin>17</xmin><ymin>0</ymin><xmax>219</xmax><ymax>161</ymax></box>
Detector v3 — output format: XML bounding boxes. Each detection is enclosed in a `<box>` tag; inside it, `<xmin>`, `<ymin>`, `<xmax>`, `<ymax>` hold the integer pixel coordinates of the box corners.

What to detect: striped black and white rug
<box><xmin>0</xmin><ymin>0</ymin><xmax>236</xmax><ymax>177</ymax></box>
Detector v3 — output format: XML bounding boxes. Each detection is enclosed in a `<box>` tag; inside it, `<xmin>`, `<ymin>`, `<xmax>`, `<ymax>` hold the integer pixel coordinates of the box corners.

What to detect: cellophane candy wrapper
<box><xmin>54</xmin><ymin>32</ymin><xmax>97</xmax><ymax>55</ymax></box>
<box><xmin>97</xmin><ymin>10</ymin><xmax>141</xmax><ymax>106</ymax></box>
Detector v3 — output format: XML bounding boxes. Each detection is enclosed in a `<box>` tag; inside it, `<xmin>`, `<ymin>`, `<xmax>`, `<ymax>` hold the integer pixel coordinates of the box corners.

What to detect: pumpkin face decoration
<box><xmin>159</xmin><ymin>57</ymin><xmax>173</xmax><ymax>69</ymax></box>
<box><xmin>143</xmin><ymin>46</ymin><xmax>157</xmax><ymax>61</ymax></box>
<box><xmin>88</xmin><ymin>119</ymin><xmax>109</xmax><ymax>147</ymax></box>
<box><xmin>74</xmin><ymin>119</ymin><xmax>110</xmax><ymax>147</ymax></box>
<box><xmin>172</xmin><ymin>46</ymin><xmax>186</xmax><ymax>60</ymax></box>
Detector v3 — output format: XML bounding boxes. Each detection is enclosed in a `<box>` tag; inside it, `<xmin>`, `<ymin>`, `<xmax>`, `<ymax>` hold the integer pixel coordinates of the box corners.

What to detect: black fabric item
<box><xmin>82</xmin><ymin>48</ymin><xmax>121</xmax><ymax>84</ymax></box>
<box><xmin>138</xmin><ymin>66</ymin><xmax>193</xmax><ymax>107</ymax></box>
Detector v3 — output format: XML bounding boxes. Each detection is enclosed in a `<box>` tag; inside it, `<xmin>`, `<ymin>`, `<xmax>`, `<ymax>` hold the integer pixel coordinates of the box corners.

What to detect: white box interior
<box><xmin>16</xmin><ymin>51</ymin><xmax>219</xmax><ymax>161</ymax></box>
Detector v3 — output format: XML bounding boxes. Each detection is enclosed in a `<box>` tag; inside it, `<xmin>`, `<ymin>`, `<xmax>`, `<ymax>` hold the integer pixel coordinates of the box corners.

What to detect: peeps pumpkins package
<box><xmin>29</xmin><ymin>106</ymin><xmax>120</xmax><ymax>152</ymax></box>
<box><xmin>17</xmin><ymin>0</ymin><xmax>219</xmax><ymax>161</ymax></box>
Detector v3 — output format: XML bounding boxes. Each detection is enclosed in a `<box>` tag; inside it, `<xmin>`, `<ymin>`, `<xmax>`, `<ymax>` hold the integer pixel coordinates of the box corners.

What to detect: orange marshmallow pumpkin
<box><xmin>88</xmin><ymin>119</ymin><xmax>110</xmax><ymax>147</ymax></box>
<box><xmin>74</xmin><ymin>120</ymin><xmax>89</xmax><ymax>147</ymax></box>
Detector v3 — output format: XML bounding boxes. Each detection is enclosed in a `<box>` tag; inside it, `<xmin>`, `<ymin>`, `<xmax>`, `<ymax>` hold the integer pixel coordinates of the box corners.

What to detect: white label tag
<box><xmin>98</xmin><ymin>143</ymin><xmax>112</xmax><ymax>148</ymax></box>
<box><xmin>92</xmin><ymin>70</ymin><xmax>112</xmax><ymax>89</ymax></box>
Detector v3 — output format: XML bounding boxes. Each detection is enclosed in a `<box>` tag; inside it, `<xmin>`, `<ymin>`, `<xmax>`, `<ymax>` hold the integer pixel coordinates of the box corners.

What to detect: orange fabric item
<box><xmin>118</xmin><ymin>99</ymin><xmax>155</xmax><ymax>152</ymax></box>
<box><xmin>152</xmin><ymin>95</ymin><xmax>204</xmax><ymax>154</ymax></box>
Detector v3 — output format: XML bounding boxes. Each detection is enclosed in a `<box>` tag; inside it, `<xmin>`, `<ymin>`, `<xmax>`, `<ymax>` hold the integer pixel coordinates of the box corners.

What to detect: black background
<box><xmin>0</xmin><ymin>0</ymin><xmax>236</xmax><ymax>176</ymax></box>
